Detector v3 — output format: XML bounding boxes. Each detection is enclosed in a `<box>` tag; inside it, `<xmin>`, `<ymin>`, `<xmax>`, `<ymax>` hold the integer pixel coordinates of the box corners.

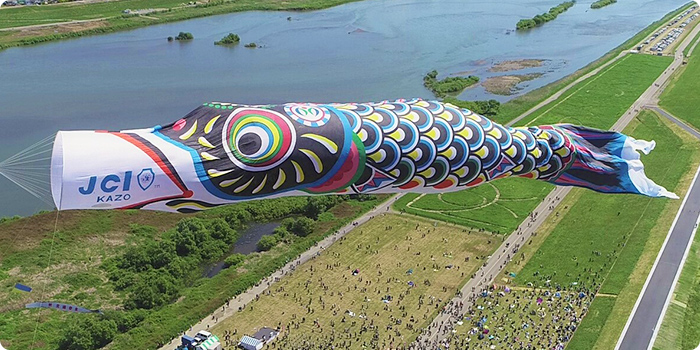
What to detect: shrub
<box><xmin>244</xmin><ymin>42</ymin><xmax>257</xmax><ymax>48</ymax></box>
<box><xmin>58</xmin><ymin>316</ymin><xmax>117</xmax><ymax>350</ymax></box>
<box><xmin>224</xmin><ymin>253</ymin><xmax>246</xmax><ymax>268</ymax></box>
<box><xmin>175</xmin><ymin>32</ymin><xmax>194</xmax><ymax>40</ymax></box>
<box><xmin>423</xmin><ymin>70</ymin><xmax>479</xmax><ymax>98</ymax></box>
<box><xmin>257</xmin><ymin>235</ymin><xmax>278</xmax><ymax>251</ymax></box>
<box><xmin>215</xmin><ymin>33</ymin><xmax>240</xmax><ymax>45</ymax></box>
<box><xmin>283</xmin><ymin>217</ymin><xmax>316</xmax><ymax>237</ymax></box>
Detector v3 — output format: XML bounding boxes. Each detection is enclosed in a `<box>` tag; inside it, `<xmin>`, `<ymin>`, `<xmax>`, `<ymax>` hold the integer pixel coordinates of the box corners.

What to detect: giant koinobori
<box><xmin>50</xmin><ymin>99</ymin><xmax>676</xmax><ymax>212</ymax></box>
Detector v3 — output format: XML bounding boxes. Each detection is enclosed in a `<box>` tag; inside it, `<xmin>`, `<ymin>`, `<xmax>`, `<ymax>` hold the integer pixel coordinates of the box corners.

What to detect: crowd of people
<box><xmin>437</xmin><ymin>285</ymin><xmax>594</xmax><ymax>349</ymax></box>
<box><xmin>214</xmin><ymin>215</ymin><xmax>496</xmax><ymax>349</ymax></box>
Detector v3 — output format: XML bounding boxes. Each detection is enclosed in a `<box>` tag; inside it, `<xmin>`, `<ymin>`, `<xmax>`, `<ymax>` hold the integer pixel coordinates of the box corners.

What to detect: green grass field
<box><xmin>212</xmin><ymin>214</ymin><xmax>498</xmax><ymax>349</ymax></box>
<box><xmin>0</xmin><ymin>0</ymin><xmax>359</xmax><ymax>30</ymax></box>
<box><xmin>521</xmin><ymin>54</ymin><xmax>672</xmax><ymax>129</ymax></box>
<box><xmin>0</xmin><ymin>0</ymin><xmax>189</xmax><ymax>29</ymax></box>
<box><xmin>660</xmin><ymin>44</ymin><xmax>700</xmax><ymax>132</ymax></box>
<box><xmin>0</xmin><ymin>210</ymin><xmax>181</xmax><ymax>349</ymax></box>
<box><xmin>394</xmin><ymin>179</ymin><xmax>553</xmax><ymax>233</ymax></box>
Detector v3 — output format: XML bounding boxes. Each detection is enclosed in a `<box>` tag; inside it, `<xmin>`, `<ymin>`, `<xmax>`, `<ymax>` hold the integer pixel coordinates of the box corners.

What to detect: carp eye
<box><xmin>223</xmin><ymin>109</ymin><xmax>296</xmax><ymax>171</ymax></box>
<box><xmin>238</xmin><ymin>132</ymin><xmax>263</xmax><ymax>157</ymax></box>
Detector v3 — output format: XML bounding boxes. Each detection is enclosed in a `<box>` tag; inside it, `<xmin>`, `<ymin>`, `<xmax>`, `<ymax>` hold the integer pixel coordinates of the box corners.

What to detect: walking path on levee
<box><xmin>413</xmin><ymin>13</ymin><xmax>700</xmax><ymax>350</ymax></box>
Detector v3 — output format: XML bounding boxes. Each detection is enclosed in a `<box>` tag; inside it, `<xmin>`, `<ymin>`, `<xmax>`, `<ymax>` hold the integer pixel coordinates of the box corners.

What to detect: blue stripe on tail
<box><xmin>548</xmin><ymin>125</ymin><xmax>677</xmax><ymax>199</ymax></box>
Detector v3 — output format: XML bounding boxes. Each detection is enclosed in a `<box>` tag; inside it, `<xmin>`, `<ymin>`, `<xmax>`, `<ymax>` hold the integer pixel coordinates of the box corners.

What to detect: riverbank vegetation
<box><xmin>591</xmin><ymin>0</ymin><xmax>616</xmax><ymax>9</ymax></box>
<box><xmin>423</xmin><ymin>70</ymin><xmax>479</xmax><ymax>98</ymax></box>
<box><xmin>0</xmin><ymin>194</ymin><xmax>387</xmax><ymax>349</ymax></box>
<box><xmin>516</xmin><ymin>1</ymin><xmax>575</xmax><ymax>30</ymax></box>
<box><xmin>442</xmin><ymin>97</ymin><xmax>500</xmax><ymax>117</ymax></box>
<box><xmin>215</xmin><ymin>32</ymin><xmax>240</xmax><ymax>45</ymax></box>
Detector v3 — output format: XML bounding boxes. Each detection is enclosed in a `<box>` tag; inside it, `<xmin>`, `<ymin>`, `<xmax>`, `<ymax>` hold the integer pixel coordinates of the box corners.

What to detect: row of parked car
<box><xmin>637</xmin><ymin>6</ymin><xmax>698</xmax><ymax>54</ymax></box>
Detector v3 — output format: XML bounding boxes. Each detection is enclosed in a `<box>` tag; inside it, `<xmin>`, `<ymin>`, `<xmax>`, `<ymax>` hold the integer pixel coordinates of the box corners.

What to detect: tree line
<box><xmin>516</xmin><ymin>1</ymin><xmax>576</xmax><ymax>30</ymax></box>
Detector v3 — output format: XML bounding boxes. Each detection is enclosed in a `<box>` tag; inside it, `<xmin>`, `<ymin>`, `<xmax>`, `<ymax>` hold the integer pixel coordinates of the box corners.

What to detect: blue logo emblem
<box><xmin>137</xmin><ymin>168</ymin><xmax>155</xmax><ymax>191</ymax></box>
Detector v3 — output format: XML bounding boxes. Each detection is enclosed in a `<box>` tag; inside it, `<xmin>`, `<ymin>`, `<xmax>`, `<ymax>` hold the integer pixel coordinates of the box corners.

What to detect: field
<box><xmin>0</xmin><ymin>196</ymin><xmax>386</xmax><ymax>349</ymax></box>
<box><xmin>394</xmin><ymin>179</ymin><xmax>552</xmax><ymax>233</ymax></box>
<box><xmin>212</xmin><ymin>214</ymin><xmax>498</xmax><ymax>349</ymax></box>
<box><xmin>521</xmin><ymin>54</ymin><xmax>672</xmax><ymax>129</ymax></box>
<box><xmin>499</xmin><ymin>111</ymin><xmax>700</xmax><ymax>350</ymax></box>
<box><xmin>448</xmin><ymin>286</ymin><xmax>593</xmax><ymax>349</ymax></box>
<box><xmin>0</xmin><ymin>0</ymin><xmax>190</xmax><ymax>29</ymax></box>
<box><xmin>660</xmin><ymin>42</ymin><xmax>700</xmax><ymax>131</ymax></box>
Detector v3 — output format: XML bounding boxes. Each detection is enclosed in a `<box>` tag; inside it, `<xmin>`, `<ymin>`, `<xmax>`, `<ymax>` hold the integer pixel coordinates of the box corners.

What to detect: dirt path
<box><xmin>0</xmin><ymin>17</ymin><xmax>109</xmax><ymax>32</ymax></box>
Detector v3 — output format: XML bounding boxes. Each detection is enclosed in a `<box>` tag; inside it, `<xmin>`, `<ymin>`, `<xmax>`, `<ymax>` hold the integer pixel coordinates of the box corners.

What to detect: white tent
<box><xmin>239</xmin><ymin>335</ymin><xmax>262</xmax><ymax>350</ymax></box>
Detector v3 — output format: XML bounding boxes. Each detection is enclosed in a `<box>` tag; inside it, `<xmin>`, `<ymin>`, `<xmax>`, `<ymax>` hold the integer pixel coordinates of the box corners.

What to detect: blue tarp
<box><xmin>14</xmin><ymin>283</ymin><xmax>32</xmax><ymax>292</ymax></box>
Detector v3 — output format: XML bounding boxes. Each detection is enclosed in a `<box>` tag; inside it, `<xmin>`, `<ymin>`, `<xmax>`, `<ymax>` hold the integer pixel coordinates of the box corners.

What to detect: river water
<box><xmin>0</xmin><ymin>0</ymin><xmax>688</xmax><ymax>217</ymax></box>
<box><xmin>204</xmin><ymin>221</ymin><xmax>281</xmax><ymax>277</ymax></box>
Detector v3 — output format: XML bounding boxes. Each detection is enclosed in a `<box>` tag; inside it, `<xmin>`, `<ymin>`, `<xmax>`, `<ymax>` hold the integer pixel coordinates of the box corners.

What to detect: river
<box><xmin>204</xmin><ymin>221</ymin><xmax>281</xmax><ymax>278</ymax></box>
<box><xmin>0</xmin><ymin>0</ymin><xmax>689</xmax><ymax>217</ymax></box>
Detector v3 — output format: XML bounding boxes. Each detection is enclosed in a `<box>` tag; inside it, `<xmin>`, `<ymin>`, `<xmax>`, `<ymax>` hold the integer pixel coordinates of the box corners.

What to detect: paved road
<box><xmin>616</xmin><ymin>20</ymin><xmax>700</xmax><ymax>350</ymax></box>
<box><xmin>651</xmin><ymin>106</ymin><xmax>700</xmax><ymax>139</ymax></box>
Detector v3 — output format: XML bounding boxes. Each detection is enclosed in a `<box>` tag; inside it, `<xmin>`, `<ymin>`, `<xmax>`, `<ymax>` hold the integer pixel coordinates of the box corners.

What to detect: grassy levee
<box><xmin>211</xmin><ymin>214</ymin><xmax>499</xmax><ymax>349</ymax></box>
<box><xmin>519</xmin><ymin>54</ymin><xmax>672</xmax><ymax>128</ymax></box>
<box><xmin>503</xmin><ymin>111</ymin><xmax>700</xmax><ymax>350</ymax></box>
<box><xmin>0</xmin><ymin>0</ymin><xmax>190</xmax><ymax>29</ymax></box>
<box><xmin>660</xmin><ymin>42</ymin><xmax>700</xmax><ymax>132</ymax></box>
<box><xmin>0</xmin><ymin>196</ymin><xmax>387</xmax><ymax>349</ymax></box>
<box><xmin>684</xmin><ymin>33</ymin><xmax>700</xmax><ymax>57</ymax></box>
<box><xmin>492</xmin><ymin>1</ymin><xmax>696</xmax><ymax>125</ymax></box>
<box><xmin>653</xmin><ymin>227</ymin><xmax>700</xmax><ymax>350</ymax></box>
